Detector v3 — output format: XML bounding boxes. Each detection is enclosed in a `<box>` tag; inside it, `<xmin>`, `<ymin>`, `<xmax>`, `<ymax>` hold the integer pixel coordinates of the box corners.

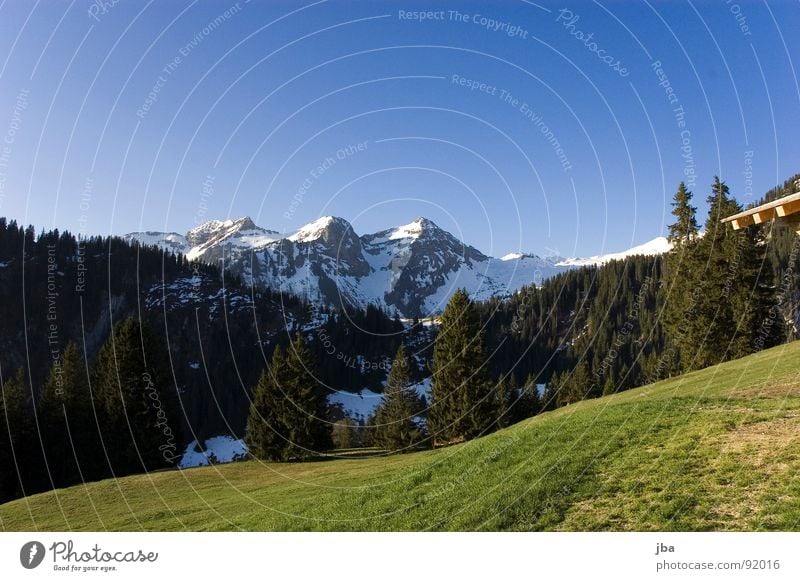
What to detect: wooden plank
<box><xmin>775</xmin><ymin>198</ymin><xmax>800</xmax><ymax>218</ymax></box>
<box><xmin>752</xmin><ymin>209</ymin><xmax>777</xmax><ymax>224</ymax></box>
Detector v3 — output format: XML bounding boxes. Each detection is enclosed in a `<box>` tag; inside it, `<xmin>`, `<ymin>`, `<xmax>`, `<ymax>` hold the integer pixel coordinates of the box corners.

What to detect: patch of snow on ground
<box><xmin>328</xmin><ymin>378</ymin><xmax>432</xmax><ymax>420</ymax></box>
<box><xmin>178</xmin><ymin>435</ymin><xmax>248</xmax><ymax>468</ymax></box>
<box><xmin>329</xmin><ymin>388</ymin><xmax>383</xmax><ymax>419</ymax></box>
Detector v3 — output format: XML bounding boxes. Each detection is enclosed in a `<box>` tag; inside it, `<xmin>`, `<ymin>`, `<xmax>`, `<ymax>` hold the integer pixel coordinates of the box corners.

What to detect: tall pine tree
<box><xmin>92</xmin><ymin>318</ymin><xmax>182</xmax><ymax>475</ymax></box>
<box><xmin>39</xmin><ymin>343</ymin><xmax>106</xmax><ymax>487</ymax></box>
<box><xmin>374</xmin><ymin>345</ymin><xmax>424</xmax><ymax>452</ymax></box>
<box><xmin>428</xmin><ymin>289</ymin><xmax>496</xmax><ymax>445</ymax></box>
<box><xmin>663</xmin><ymin>181</ymin><xmax>703</xmax><ymax>372</ymax></box>
<box><xmin>691</xmin><ymin>178</ymin><xmax>748</xmax><ymax>368</ymax></box>
<box><xmin>282</xmin><ymin>334</ymin><xmax>332</xmax><ymax>458</ymax></box>
<box><xmin>667</xmin><ymin>181</ymin><xmax>699</xmax><ymax>244</ymax></box>
<box><xmin>246</xmin><ymin>336</ymin><xmax>332</xmax><ymax>461</ymax></box>
<box><xmin>557</xmin><ymin>360</ymin><xmax>592</xmax><ymax>407</ymax></box>
<box><xmin>0</xmin><ymin>368</ymin><xmax>29</xmax><ymax>502</ymax></box>
<box><xmin>245</xmin><ymin>346</ymin><xmax>291</xmax><ymax>460</ymax></box>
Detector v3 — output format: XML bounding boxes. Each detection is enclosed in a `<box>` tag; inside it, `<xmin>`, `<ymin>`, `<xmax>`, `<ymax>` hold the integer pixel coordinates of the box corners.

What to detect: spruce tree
<box><xmin>331</xmin><ymin>418</ymin><xmax>360</xmax><ymax>449</ymax></box>
<box><xmin>282</xmin><ymin>334</ymin><xmax>333</xmax><ymax>458</ymax></box>
<box><xmin>428</xmin><ymin>289</ymin><xmax>496</xmax><ymax>444</ymax></box>
<box><xmin>542</xmin><ymin>371</ymin><xmax>560</xmax><ymax>412</ymax></box>
<box><xmin>509</xmin><ymin>374</ymin><xmax>540</xmax><ymax>424</ymax></box>
<box><xmin>493</xmin><ymin>374</ymin><xmax>512</xmax><ymax>429</ymax></box>
<box><xmin>663</xmin><ymin>181</ymin><xmax>703</xmax><ymax>372</ymax></box>
<box><xmin>557</xmin><ymin>360</ymin><xmax>592</xmax><ymax>407</ymax></box>
<box><xmin>691</xmin><ymin>178</ymin><xmax>746</xmax><ymax>368</ymax></box>
<box><xmin>245</xmin><ymin>346</ymin><xmax>290</xmax><ymax>460</ymax></box>
<box><xmin>92</xmin><ymin>318</ymin><xmax>182</xmax><ymax>475</ymax></box>
<box><xmin>39</xmin><ymin>343</ymin><xmax>105</xmax><ymax>487</ymax></box>
<box><xmin>246</xmin><ymin>337</ymin><xmax>332</xmax><ymax>461</ymax></box>
<box><xmin>663</xmin><ymin>176</ymin><xmax>779</xmax><ymax>370</ymax></box>
<box><xmin>374</xmin><ymin>345</ymin><xmax>424</xmax><ymax>451</ymax></box>
<box><xmin>602</xmin><ymin>375</ymin><xmax>616</xmax><ymax>397</ymax></box>
<box><xmin>667</xmin><ymin>181</ymin><xmax>699</xmax><ymax>244</ymax></box>
<box><xmin>0</xmin><ymin>368</ymin><xmax>29</xmax><ymax>502</ymax></box>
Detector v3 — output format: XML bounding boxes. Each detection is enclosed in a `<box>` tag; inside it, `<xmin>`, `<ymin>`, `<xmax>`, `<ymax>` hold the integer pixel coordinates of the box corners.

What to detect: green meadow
<box><xmin>2</xmin><ymin>341</ymin><xmax>799</xmax><ymax>532</ymax></box>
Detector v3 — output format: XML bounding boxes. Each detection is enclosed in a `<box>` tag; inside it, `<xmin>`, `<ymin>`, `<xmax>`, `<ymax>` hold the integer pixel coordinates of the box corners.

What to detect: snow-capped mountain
<box><xmin>126</xmin><ymin>217</ymin><xmax>669</xmax><ymax>317</ymax></box>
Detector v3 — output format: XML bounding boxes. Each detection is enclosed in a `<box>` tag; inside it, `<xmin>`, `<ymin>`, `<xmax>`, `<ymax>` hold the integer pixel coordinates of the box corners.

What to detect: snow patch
<box><xmin>329</xmin><ymin>388</ymin><xmax>383</xmax><ymax>419</ymax></box>
<box><xmin>178</xmin><ymin>435</ymin><xmax>248</xmax><ymax>468</ymax></box>
<box><xmin>288</xmin><ymin>216</ymin><xmax>336</xmax><ymax>242</ymax></box>
<box><xmin>557</xmin><ymin>237</ymin><xmax>671</xmax><ymax>267</ymax></box>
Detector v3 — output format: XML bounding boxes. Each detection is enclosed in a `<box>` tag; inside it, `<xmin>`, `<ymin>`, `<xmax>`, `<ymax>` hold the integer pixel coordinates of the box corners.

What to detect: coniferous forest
<box><xmin>1</xmin><ymin>174</ymin><xmax>799</xmax><ymax>504</ymax></box>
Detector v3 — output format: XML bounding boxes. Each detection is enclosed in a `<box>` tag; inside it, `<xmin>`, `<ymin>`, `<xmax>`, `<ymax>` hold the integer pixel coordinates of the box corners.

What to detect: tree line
<box><xmin>1</xmin><ymin>317</ymin><xmax>181</xmax><ymax>503</ymax></box>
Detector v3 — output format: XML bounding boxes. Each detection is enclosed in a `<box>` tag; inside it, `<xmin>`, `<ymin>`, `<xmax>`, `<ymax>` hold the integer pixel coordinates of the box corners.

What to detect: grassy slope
<box><xmin>2</xmin><ymin>342</ymin><xmax>799</xmax><ymax>532</ymax></box>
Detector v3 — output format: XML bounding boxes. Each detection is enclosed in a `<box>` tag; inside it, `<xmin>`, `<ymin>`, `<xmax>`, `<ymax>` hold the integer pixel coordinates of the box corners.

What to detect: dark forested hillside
<box><xmin>478</xmin><ymin>255</ymin><xmax>667</xmax><ymax>396</ymax></box>
<box><xmin>0</xmin><ymin>219</ymin><xmax>405</xmax><ymax>444</ymax></box>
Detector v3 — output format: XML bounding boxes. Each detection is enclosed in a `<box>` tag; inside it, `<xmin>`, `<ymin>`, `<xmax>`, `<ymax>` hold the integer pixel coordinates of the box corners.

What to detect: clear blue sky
<box><xmin>0</xmin><ymin>0</ymin><xmax>798</xmax><ymax>258</ymax></box>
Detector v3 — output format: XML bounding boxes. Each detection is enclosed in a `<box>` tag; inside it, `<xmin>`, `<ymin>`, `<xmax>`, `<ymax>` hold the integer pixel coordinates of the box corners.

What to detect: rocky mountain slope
<box><xmin>126</xmin><ymin>216</ymin><xmax>670</xmax><ymax>317</ymax></box>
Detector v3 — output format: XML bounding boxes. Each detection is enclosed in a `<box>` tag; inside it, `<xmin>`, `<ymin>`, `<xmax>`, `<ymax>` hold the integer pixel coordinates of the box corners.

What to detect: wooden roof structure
<box><xmin>721</xmin><ymin>191</ymin><xmax>800</xmax><ymax>233</ymax></box>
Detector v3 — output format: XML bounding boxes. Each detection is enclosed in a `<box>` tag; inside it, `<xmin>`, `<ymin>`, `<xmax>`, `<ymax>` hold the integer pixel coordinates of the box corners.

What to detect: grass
<box><xmin>2</xmin><ymin>341</ymin><xmax>800</xmax><ymax>531</ymax></box>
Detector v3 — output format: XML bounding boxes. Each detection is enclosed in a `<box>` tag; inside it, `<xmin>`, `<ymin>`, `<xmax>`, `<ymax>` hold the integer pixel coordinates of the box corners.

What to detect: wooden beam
<box><xmin>752</xmin><ymin>209</ymin><xmax>777</xmax><ymax>224</ymax></box>
<box><xmin>730</xmin><ymin>215</ymin><xmax>754</xmax><ymax>230</ymax></box>
<box><xmin>776</xmin><ymin>198</ymin><xmax>800</xmax><ymax>218</ymax></box>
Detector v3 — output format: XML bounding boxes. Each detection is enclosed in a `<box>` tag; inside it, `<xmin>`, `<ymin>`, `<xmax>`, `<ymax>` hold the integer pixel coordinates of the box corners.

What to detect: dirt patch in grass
<box><xmin>728</xmin><ymin>375</ymin><xmax>800</xmax><ymax>400</ymax></box>
<box><xmin>720</xmin><ymin>414</ymin><xmax>800</xmax><ymax>454</ymax></box>
<box><xmin>706</xmin><ymin>414</ymin><xmax>800</xmax><ymax>528</ymax></box>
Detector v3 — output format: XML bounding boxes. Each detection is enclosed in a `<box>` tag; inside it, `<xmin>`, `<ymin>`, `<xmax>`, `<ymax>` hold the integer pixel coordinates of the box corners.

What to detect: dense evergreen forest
<box><xmin>1</xmin><ymin>174</ymin><xmax>799</xmax><ymax>503</ymax></box>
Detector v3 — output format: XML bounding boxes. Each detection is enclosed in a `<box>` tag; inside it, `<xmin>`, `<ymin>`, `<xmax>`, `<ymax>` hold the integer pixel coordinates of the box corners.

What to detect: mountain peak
<box><xmin>232</xmin><ymin>216</ymin><xmax>257</xmax><ymax>230</ymax></box>
<box><xmin>288</xmin><ymin>216</ymin><xmax>353</xmax><ymax>243</ymax></box>
<box><xmin>384</xmin><ymin>216</ymin><xmax>443</xmax><ymax>241</ymax></box>
<box><xmin>186</xmin><ymin>216</ymin><xmax>260</xmax><ymax>247</ymax></box>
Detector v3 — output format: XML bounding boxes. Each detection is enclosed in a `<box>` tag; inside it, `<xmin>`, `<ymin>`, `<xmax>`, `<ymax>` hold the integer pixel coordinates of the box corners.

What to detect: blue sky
<box><xmin>0</xmin><ymin>0</ymin><xmax>798</xmax><ymax>258</ymax></box>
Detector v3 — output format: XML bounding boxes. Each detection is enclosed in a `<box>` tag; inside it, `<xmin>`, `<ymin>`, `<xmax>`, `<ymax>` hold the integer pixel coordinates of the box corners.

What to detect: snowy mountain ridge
<box><xmin>125</xmin><ymin>216</ymin><xmax>669</xmax><ymax>317</ymax></box>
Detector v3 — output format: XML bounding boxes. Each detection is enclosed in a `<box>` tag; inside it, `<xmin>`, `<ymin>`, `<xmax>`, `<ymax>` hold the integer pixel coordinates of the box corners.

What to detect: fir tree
<box><xmin>667</xmin><ymin>182</ymin><xmax>699</xmax><ymax>244</ymax></box>
<box><xmin>92</xmin><ymin>318</ymin><xmax>182</xmax><ymax>475</ymax></box>
<box><xmin>542</xmin><ymin>372</ymin><xmax>560</xmax><ymax>412</ymax></box>
<box><xmin>374</xmin><ymin>345</ymin><xmax>424</xmax><ymax>451</ymax></box>
<box><xmin>39</xmin><ymin>343</ymin><xmax>105</xmax><ymax>486</ymax></box>
<box><xmin>245</xmin><ymin>346</ymin><xmax>290</xmax><ymax>460</ymax></box>
<box><xmin>557</xmin><ymin>360</ymin><xmax>592</xmax><ymax>407</ymax></box>
<box><xmin>428</xmin><ymin>289</ymin><xmax>496</xmax><ymax>444</ymax></box>
<box><xmin>493</xmin><ymin>374</ymin><xmax>512</xmax><ymax>429</ymax></box>
<box><xmin>602</xmin><ymin>375</ymin><xmax>616</xmax><ymax>397</ymax></box>
<box><xmin>282</xmin><ymin>334</ymin><xmax>333</xmax><ymax>458</ymax></box>
<box><xmin>0</xmin><ymin>368</ymin><xmax>29</xmax><ymax>502</ymax></box>
<box><xmin>691</xmin><ymin>178</ymin><xmax>747</xmax><ymax>368</ymax></box>
<box><xmin>246</xmin><ymin>337</ymin><xmax>332</xmax><ymax>461</ymax></box>
<box><xmin>509</xmin><ymin>374</ymin><xmax>540</xmax><ymax>424</ymax></box>
<box><xmin>663</xmin><ymin>182</ymin><xmax>703</xmax><ymax>372</ymax></box>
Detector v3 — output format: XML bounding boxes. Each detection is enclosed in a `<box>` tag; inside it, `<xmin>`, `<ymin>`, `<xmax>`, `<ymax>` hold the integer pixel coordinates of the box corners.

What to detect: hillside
<box><xmin>2</xmin><ymin>340</ymin><xmax>799</xmax><ymax>532</ymax></box>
